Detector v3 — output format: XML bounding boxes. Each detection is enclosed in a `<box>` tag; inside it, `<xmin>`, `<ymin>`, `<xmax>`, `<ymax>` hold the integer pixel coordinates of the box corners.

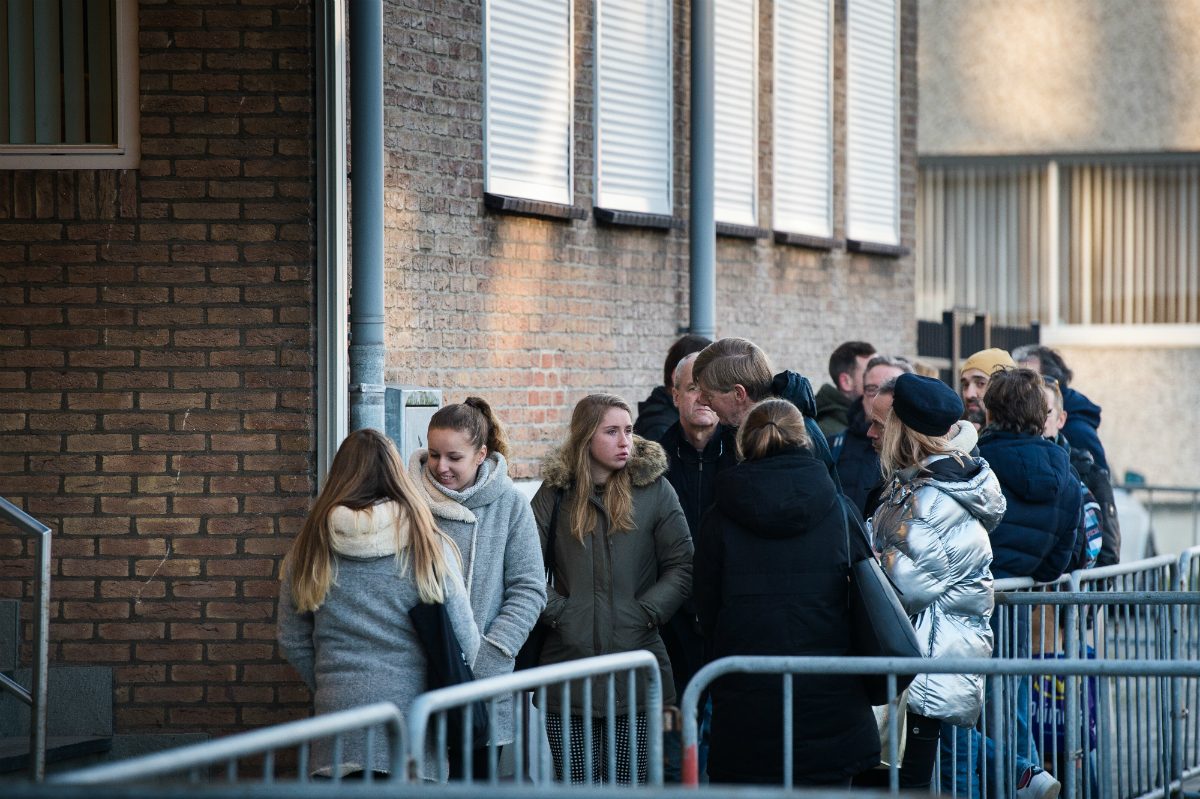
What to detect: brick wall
<box><xmin>0</xmin><ymin>0</ymin><xmax>919</xmax><ymax>743</ymax></box>
<box><xmin>384</xmin><ymin>0</ymin><xmax>918</xmax><ymax>480</ymax></box>
<box><xmin>0</xmin><ymin>2</ymin><xmax>316</xmax><ymax>735</ymax></box>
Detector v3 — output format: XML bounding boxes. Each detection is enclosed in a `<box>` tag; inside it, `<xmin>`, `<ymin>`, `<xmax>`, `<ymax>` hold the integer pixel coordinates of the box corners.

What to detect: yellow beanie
<box><xmin>960</xmin><ymin>348</ymin><xmax>1016</xmax><ymax>377</ymax></box>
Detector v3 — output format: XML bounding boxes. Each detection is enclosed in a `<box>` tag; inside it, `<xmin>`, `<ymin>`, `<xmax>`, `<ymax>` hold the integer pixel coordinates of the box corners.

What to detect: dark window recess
<box><xmin>715</xmin><ymin>222</ymin><xmax>770</xmax><ymax>240</ymax></box>
<box><xmin>593</xmin><ymin>208</ymin><xmax>683</xmax><ymax>230</ymax></box>
<box><xmin>484</xmin><ymin>193</ymin><xmax>587</xmax><ymax>221</ymax></box>
<box><xmin>846</xmin><ymin>239</ymin><xmax>910</xmax><ymax>257</ymax></box>
<box><xmin>773</xmin><ymin>231</ymin><xmax>840</xmax><ymax>250</ymax></box>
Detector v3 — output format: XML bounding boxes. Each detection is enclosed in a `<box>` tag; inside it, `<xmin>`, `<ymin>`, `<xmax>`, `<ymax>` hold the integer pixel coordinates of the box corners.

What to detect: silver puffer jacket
<box><xmin>868</xmin><ymin>423</ymin><xmax>1006</xmax><ymax>726</ymax></box>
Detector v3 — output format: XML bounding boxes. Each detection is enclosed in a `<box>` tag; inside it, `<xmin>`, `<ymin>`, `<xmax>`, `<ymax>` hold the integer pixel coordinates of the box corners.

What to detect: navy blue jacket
<box><xmin>1062</xmin><ymin>388</ymin><xmax>1109</xmax><ymax>473</ymax></box>
<box><xmin>770</xmin><ymin>370</ymin><xmax>843</xmax><ymax>492</ymax></box>
<box><xmin>978</xmin><ymin>429</ymin><xmax>1082</xmax><ymax>582</ymax></box>
<box><xmin>833</xmin><ymin>398</ymin><xmax>882</xmax><ymax>518</ymax></box>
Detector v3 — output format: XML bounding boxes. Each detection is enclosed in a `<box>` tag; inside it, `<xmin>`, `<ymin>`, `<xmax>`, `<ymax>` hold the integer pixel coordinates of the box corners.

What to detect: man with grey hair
<box><xmin>834</xmin><ymin>354</ymin><xmax>913</xmax><ymax>517</ymax></box>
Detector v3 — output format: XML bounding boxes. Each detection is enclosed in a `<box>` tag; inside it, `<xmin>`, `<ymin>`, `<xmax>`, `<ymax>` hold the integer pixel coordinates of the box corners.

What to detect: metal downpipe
<box><xmin>688</xmin><ymin>0</ymin><xmax>716</xmax><ymax>339</ymax></box>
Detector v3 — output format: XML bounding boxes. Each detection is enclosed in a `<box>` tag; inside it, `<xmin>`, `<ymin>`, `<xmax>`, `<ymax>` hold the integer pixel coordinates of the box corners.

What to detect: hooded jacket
<box><xmin>633</xmin><ymin>385</ymin><xmax>678</xmax><ymax>442</ymax></box>
<box><xmin>694</xmin><ymin>448</ymin><xmax>880</xmax><ymax>785</ymax></box>
<box><xmin>1062</xmin><ymin>387</ymin><xmax>1109</xmax><ymax>473</ymax></box>
<box><xmin>815</xmin><ymin>382</ymin><xmax>852</xmax><ymax>439</ymax></box>
<box><xmin>408</xmin><ymin>450</ymin><xmax>547</xmax><ymax>744</ymax></box>
<box><xmin>1060</xmin><ymin>432</ymin><xmax>1121</xmax><ymax>567</ymax></box>
<box><xmin>834</xmin><ymin>397</ymin><xmax>881</xmax><ymax>517</ymax></box>
<box><xmin>277</xmin><ymin>502</ymin><xmax>479</xmax><ymax>776</ymax></box>
<box><xmin>769</xmin><ymin>370</ymin><xmax>843</xmax><ymax>491</ymax></box>
<box><xmin>869</xmin><ymin>450</ymin><xmax>1003</xmax><ymax>727</ymax></box>
<box><xmin>978</xmin><ymin>429</ymin><xmax>1083</xmax><ymax>582</ymax></box>
<box><xmin>531</xmin><ymin>436</ymin><xmax>693</xmax><ymax>713</ymax></box>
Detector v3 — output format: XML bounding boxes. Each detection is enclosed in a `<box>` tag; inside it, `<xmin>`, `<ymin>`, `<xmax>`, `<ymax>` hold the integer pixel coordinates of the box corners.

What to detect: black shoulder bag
<box><xmin>409</xmin><ymin>600</ymin><xmax>491</xmax><ymax>751</ymax></box>
<box><xmin>841</xmin><ymin>495</ymin><xmax>922</xmax><ymax>705</ymax></box>
<box><xmin>514</xmin><ymin>489</ymin><xmax>563</xmax><ymax>671</ymax></box>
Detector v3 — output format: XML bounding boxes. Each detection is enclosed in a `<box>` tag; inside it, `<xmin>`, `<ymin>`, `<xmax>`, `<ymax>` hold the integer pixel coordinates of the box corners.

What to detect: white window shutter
<box><xmin>773</xmin><ymin>0</ymin><xmax>832</xmax><ymax>238</ymax></box>
<box><xmin>485</xmin><ymin>0</ymin><xmax>573</xmax><ymax>205</ymax></box>
<box><xmin>846</xmin><ymin>0</ymin><xmax>899</xmax><ymax>246</ymax></box>
<box><xmin>595</xmin><ymin>0</ymin><xmax>672</xmax><ymax>215</ymax></box>
<box><xmin>714</xmin><ymin>0</ymin><xmax>757</xmax><ymax>227</ymax></box>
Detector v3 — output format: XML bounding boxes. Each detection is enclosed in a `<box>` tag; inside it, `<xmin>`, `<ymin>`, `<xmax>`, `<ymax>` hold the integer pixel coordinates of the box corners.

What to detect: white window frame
<box><xmin>772</xmin><ymin>0</ymin><xmax>833</xmax><ymax>238</ymax></box>
<box><xmin>0</xmin><ymin>0</ymin><xmax>139</xmax><ymax>170</ymax></box>
<box><xmin>593</xmin><ymin>0</ymin><xmax>673</xmax><ymax>215</ymax></box>
<box><xmin>713</xmin><ymin>0</ymin><xmax>759</xmax><ymax>228</ymax></box>
<box><xmin>483</xmin><ymin>0</ymin><xmax>575</xmax><ymax>206</ymax></box>
<box><xmin>845</xmin><ymin>0</ymin><xmax>900</xmax><ymax>246</ymax></box>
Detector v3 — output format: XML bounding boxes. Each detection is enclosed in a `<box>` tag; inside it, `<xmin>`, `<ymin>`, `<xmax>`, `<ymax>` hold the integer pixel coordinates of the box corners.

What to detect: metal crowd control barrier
<box><xmin>0</xmin><ymin>495</ymin><xmax>52</xmax><ymax>782</ymax></box>
<box><xmin>51</xmin><ymin>702</ymin><xmax>406</xmax><ymax>785</ymax></box>
<box><xmin>406</xmin><ymin>650</ymin><xmax>664</xmax><ymax>786</ymax></box>
<box><xmin>1073</xmin><ymin>554</ymin><xmax>1177</xmax><ymax>592</ymax></box>
<box><xmin>680</xmin><ymin>651</ymin><xmax>1200</xmax><ymax>799</ymax></box>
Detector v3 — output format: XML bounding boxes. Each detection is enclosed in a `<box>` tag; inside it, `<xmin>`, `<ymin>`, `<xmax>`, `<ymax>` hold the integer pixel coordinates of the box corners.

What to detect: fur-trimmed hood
<box><xmin>539</xmin><ymin>435</ymin><xmax>668</xmax><ymax>490</ymax></box>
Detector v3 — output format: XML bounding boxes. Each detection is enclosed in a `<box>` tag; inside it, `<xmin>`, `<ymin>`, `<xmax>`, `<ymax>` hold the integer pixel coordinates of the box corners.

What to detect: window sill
<box><xmin>593</xmin><ymin>207</ymin><xmax>683</xmax><ymax>230</ymax></box>
<box><xmin>484</xmin><ymin>193</ymin><xmax>587</xmax><ymax>222</ymax></box>
<box><xmin>1041</xmin><ymin>324</ymin><xmax>1200</xmax><ymax>348</ymax></box>
<box><xmin>773</xmin><ymin>231</ymin><xmax>840</xmax><ymax>251</ymax></box>
<box><xmin>846</xmin><ymin>239</ymin><xmax>910</xmax><ymax>257</ymax></box>
<box><xmin>715</xmin><ymin>222</ymin><xmax>770</xmax><ymax>240</ymax></box>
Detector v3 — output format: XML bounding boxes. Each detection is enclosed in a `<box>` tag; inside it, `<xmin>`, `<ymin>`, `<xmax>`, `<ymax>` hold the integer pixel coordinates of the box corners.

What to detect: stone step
<box><xmin>0</xmin><ymin>666</ymin><xmax>112</xmax><ymax>738</ymax></box>
<box><xmin>0</xmin><ymin>735</ymin><xmax>112</xmax><ymax>774</ymax></box>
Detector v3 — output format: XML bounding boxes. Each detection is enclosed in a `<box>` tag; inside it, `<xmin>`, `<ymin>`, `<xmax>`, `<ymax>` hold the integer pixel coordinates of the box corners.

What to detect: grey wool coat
<box><xmin>531</xmin><ymin>436</ymin><xmax>693</xmax><ymax>715</ymax></box>
<box><xmin>277</xmin><ymin>501</ymin><xmax>480</xmax><ymax>777</ymax></box>
<box><xmin>409</xmin><ymin>450</ymin><xmax>547</xmax><ymax>744</ymax></box>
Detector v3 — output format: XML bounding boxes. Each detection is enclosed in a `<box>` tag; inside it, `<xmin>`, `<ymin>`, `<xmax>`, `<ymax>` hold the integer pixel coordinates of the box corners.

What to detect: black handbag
<box><xmin>409</xmin><ymin>600</ymin><xmax>491</xmax><ymax>750</ymax></box>
<box><xmin>841</xmin><ymin>496</ymin><xmax>922</xmax><ymax>705</ymax></box>
<box><xmin>514</xmin><ymin>489</ymin><xmax>563</xmax><ymax>671</ymax></box>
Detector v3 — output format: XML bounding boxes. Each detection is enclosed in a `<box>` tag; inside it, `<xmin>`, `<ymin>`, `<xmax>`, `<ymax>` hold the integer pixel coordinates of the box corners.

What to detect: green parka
<box><xmin>531</xmin><ymin>436</ymin><xmax>693</xmax><ymax>714</ymax></box>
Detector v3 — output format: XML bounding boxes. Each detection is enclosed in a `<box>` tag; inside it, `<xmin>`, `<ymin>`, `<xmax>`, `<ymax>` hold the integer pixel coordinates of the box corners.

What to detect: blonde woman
<box><xmin>693</xmin><ymin>399</ymin><xmax>880</xmax><ymax>787</ymax></box>
<box><xmin>532</xmin><ymin>393</ymin><xmax>693</xmax><ymax>784</ymax></box>
<box><xmin>869</xmin><ymin>374</ymin><xmax>1003</xmax><ymax>791</ymax></box>
<box><xmin>278</xmin><ymin>429</ymin><xmax>479</xmax><ymax>779</ymax></box>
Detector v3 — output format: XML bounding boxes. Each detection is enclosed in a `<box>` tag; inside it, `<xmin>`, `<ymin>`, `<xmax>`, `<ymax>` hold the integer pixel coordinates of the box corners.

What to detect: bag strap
<box><xmin>544</xmin><ymin>488</ymin><xmax>563</xmax><ymax>580</ymax></box>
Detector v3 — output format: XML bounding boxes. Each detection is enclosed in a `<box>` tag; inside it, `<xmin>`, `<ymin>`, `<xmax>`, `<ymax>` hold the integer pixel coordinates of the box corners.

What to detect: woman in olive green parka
<box><xmin>530</xmin><ymin>393</ymin><xmax>693</xmax><ymax>784</ymax></box>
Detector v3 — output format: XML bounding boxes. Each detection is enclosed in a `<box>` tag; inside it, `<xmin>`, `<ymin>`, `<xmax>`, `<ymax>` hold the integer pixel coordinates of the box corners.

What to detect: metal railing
<box><xmin>51</xmin><ymin>702</ymin><xmax>406</xmax><ymax>785</ymax></box>
<box><xmin>406</xmin><ymin>650</ymin><xmax>664</xmax><ymax>785</ymax></box>
<box><xmin>1</xmin><ymin>495</ymin><xmax>52</xmax><ymax>782</ymax></box>
<box><xmin>680</xmin><ymin>650</ymin><xmax>1200</xmax><ymax>799</ymax></box>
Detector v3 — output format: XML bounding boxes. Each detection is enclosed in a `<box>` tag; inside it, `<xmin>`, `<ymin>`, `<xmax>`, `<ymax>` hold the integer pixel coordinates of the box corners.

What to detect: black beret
<box><xmin>892</xmin><ymin>373</ymin><xmax>963</xmax><ymax>437</ymax></box>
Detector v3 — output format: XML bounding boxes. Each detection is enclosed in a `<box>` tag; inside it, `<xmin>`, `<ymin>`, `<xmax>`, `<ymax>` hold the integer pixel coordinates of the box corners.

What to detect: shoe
<box><xmin>1016</xmin><ymin>768</ymin><xmax>1061</xmax><ymax>799</ymax></box>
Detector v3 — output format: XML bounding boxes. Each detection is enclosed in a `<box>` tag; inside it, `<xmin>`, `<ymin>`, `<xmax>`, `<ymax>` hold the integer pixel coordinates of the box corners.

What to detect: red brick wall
<box><xmin>383</xmin><ymin>0</ymin><xmax>918</xmax><ymax>479</ymax></box>
<box><xmin>0</xmin><ymin>2</ymin><xmax>316</xmax><ymax>734</ymax></box>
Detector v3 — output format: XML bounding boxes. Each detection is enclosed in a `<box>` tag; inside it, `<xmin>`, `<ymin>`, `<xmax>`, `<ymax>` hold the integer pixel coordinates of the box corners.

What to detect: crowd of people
<box><xmin>276</xmin><ymin>334</ymin><xmax>1121</xmax><ymax>794</ymax></box>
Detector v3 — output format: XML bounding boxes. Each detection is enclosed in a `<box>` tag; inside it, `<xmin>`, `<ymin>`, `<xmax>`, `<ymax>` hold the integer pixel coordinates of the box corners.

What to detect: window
<box><xmin>713</xmin><ymin>0</ymin><xmax>757</xmax><ymax>227</ymax></box>
<box><xmin>484</xmin><ymin>0</ymin><xmax>573</xmax><ymax>206</ymax></box>
<box><xmin>0</xmin><ymin>0</ymin><xmax>139</xmax><ymax>169</ymax></box>
<box><xmin>846</xmin><ymin>0</ymin><xmax>899</xmax><ymax>246</ymax></box>
<box><xmin>594</xmin><ymin>0</ymin><xmax>672</xmax><ymax>216</ymax></box>
<box><xmin>773</xmin><ymin>0</ymin><xmax>832</xmax><ymax>238</ymax></box>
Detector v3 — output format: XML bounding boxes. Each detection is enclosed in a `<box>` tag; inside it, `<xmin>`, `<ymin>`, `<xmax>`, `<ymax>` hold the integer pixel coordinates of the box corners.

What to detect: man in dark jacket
<box><xmin>633</xmin><ymin>334</ymin><xmax>711</xmax><ymax>441</ymax></box>
<box><xmin>1014</xmin><ymin>344</ymin><xmax>1110</xmax><ymax>473</ymax></box>
<box><xmin>833</xmin><ymin>354</ymin><xmax>912</xmax><ymax>517</ymax></box>
<box><xmin>692</xmin><ymin>337</ymin><xmax>842</xmax><ymax>490</ymax></box>
<box><xmin>815</xmin><ymin>340</ymin><xmax>875</xmax><ymax>440</ymax></box>
<box><xmin>979</xmin><ymin>368</ymin><xmax>1082</xmax><ymax>582</ymax></box>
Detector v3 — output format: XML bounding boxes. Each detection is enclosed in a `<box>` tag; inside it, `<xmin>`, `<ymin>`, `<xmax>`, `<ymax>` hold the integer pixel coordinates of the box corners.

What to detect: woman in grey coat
<box><xmin>409</xmin><ymin>397</ymin><xmax>547</xmax><ymax>754</ymax></box>
<box><xmin>869</xmin><ymin>374</ymin><xmax>1005</xmax><ymax>791</ymax></box>
<box><xmin>278</xmin><ymin>429</ymin><xmax>479</xmax><ymax>779</ymax></box>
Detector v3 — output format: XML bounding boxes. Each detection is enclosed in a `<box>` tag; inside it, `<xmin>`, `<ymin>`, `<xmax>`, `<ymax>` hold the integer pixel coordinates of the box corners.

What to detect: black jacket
<box><xmin>657</xmin><ymin>421</ymin><xmax>739</xmax><ymax>697</ymax></box>
<box><xmin>633</xmin><ymin>385</ymin><xmax>678</xmax><ymax>441</ymax></box>
<box><xmin>694</xmin><ymin>448</ymin><xmax>880</xmax><ymax>785</ymax></box>
<box><xmin>978</xmin><ymin>429</ymin><xmax>1082</xmax><ymax>582</ymax></box>
<box><xmin>833</xmin><ymin>398</ymin><xmax>882</xmax><ymax>518</ymax></box>
<box><xmin>770</xmin><ymin>370</ymin><xmax>844</xmax><ymax>492</ymax></box>
<box><xmin>1061</xmin><ymin>433</ymin><xmax>1120</xmax><ymax>567</ymax></box>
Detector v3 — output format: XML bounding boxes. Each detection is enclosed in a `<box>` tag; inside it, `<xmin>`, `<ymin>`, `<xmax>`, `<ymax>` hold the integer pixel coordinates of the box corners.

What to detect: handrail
<box><xmin>51</xmin><ymin>702</ymin><xmax>406</xmax><ymax>785</ymax></box>
<box><xmin>0</xmin><ymin>495</ymin><xmax>52</xmax><ymax>782</ymax></box>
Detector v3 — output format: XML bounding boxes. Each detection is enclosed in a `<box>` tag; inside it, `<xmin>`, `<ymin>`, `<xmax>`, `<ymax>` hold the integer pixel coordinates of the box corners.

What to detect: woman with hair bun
<box><xmin>409</xmin><ymin>397</ymin><xmax>547</xmax><ymax>770</ymax></box>
<box><xmin>693</xmin><ymin>399</ymin><xmax>880</xmax><ymax>787</ymax></box>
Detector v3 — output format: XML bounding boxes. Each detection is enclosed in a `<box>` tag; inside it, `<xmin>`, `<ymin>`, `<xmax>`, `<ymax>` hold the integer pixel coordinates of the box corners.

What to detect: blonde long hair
<box><xmin>879</xmin><ymin>408</ymin><xmax>957</xmax><ymax>483</ymax></box>
<box><xmin>282</xmin><ymin>429</ymin><xmax>457</xmax><ymax>611</ymax></box>
<box><xmin>563</xmin><ymin>394</ymin><xmax>635</xmax><ymax>541</ymax></box>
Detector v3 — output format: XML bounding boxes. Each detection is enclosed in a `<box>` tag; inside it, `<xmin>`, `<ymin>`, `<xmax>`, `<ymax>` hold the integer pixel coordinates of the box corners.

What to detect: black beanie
<box><xmin>892</xmin><ymin>373</ymin><xmax>963</xmax><ymax>437</ymax></box>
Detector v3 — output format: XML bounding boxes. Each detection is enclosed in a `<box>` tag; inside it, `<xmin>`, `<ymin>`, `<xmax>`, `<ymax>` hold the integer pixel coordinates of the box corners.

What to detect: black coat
<box><xmin>769</xmin><ymin>370</ymin><xmax>843</xmax><ymax>492</ymax></box>
<box><xmin>633</xmin><ymin>385</ymin><xmax>678</xmax><ymax>441</ymax></box>
<box><xmin>694</xmin><ymin>448</ymin><xmax>880</xmax><ymax>785</ymax></box>
<box><xmin>833</xmin><ymin>398</ymin><xmax>882</xmax><ymax>518</ymax></box>
<box><xmin>978</xmin><ymin>429</ymin><xmax>1082</xmax><ymax>582</ymax></box>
